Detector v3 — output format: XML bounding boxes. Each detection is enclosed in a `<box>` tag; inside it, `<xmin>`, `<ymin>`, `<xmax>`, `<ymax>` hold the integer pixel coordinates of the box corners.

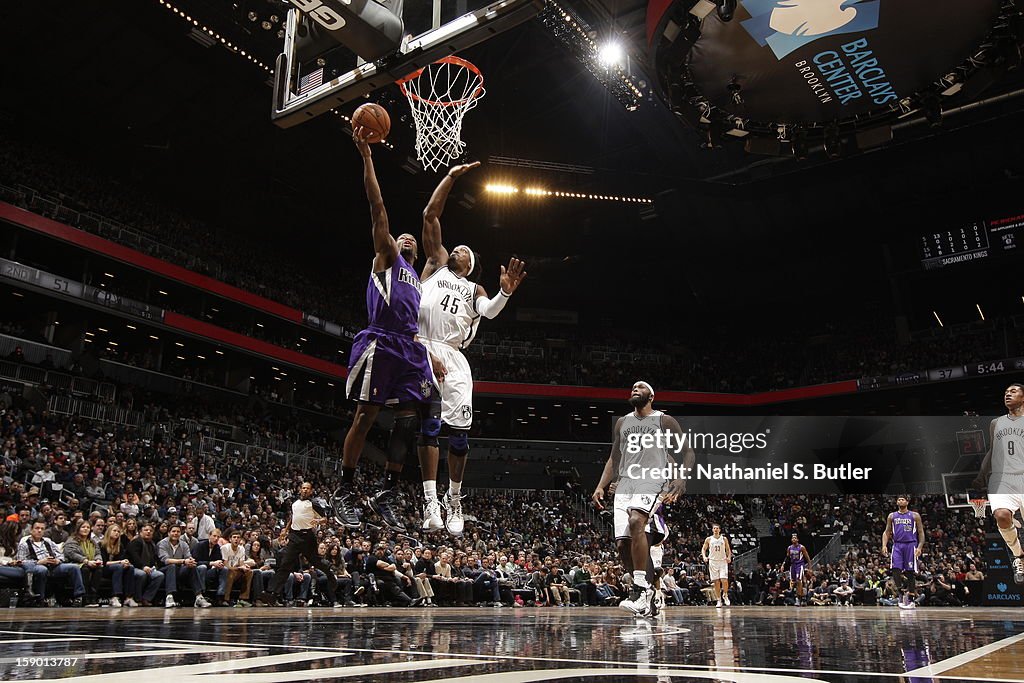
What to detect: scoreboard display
<box><xmin>920</xmin><ymin>222</ymin><xmax>988</xmax><ymax>269</ymax></box>
<box><xmin>921</xmin><ymin>212</ymin><xmax>1024</xmax><ymax>269</ymax></box>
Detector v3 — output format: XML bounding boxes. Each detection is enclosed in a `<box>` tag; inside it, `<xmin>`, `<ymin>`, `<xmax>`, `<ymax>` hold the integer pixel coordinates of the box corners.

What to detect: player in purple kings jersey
<box><xmin>786</xmin><ymin>534</ymin><xmax>811</xmax><ymax>606</ymax></box>
<box><xmin>332</xmin><ymin>126</ymin><xmax>444</xmax><ymax>533</ymax></box>
<box><xmin>881</xmin><ymin>495</ymin><xmax>925</xmax><ymax>609</ymax></box>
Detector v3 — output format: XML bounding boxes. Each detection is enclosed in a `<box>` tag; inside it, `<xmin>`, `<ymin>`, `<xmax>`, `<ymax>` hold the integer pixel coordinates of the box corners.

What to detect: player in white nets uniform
<box><xmin>592</xmin><ymin>381</ymin><xmax>692</xmax><ymax>618</ymax></box>
<box><xmin>701</xmin><ymin>523</ymin><xmax>733</xmax><ymax>607</ymax></box>
<box><xmin>973</xmin><ymin>383</ymin><xmax>1024</xmax><ymax>584</ymax></box>
<box><xmin>416</xmin><ymin>162</ymin><xmax>527</xmax><ymax>536</ymax></box>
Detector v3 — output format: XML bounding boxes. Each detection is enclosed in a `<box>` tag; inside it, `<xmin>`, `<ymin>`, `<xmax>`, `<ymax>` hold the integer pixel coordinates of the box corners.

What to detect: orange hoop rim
<box><xmin>397</xmin><ymin>55</ymin><xmax>485</xmax><ymax>108</ymax></box>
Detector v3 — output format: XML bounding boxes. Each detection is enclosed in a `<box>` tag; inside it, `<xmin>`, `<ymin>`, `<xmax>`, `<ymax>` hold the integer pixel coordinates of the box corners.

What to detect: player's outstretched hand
<box><xmin>969</xmin><ymin>475</ymin><xmax>987</xmax><ymax>494</ymax></box>
<box><xmin>591</xmin><ymin>487</ymin><xmax>605</xmax><ymax>510</ymax></box>
<box><xmin>352</xmin><ymin>126</ymin><xmax>372</xmax><ymax>156</ymax></box>
<box><xmin>448</xmin><ymin>161</ymin><xmax>481</xmax><ymax>178</ymax></box>
<box><xmin>499</xmin><ymin>257</ymin><xmax>527</xmax><ymax>296</ymax></box>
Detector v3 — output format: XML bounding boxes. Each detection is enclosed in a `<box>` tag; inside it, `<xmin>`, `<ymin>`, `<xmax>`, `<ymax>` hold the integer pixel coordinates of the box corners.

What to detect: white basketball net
<box><xmin>969</xmin><ymin>498</ymin><xmax>988</xmax><ymax>518</ymax></box>
<box><xmin>399</xmin><ymin>57</ymin><xmax>485</xmax><ymax>172</ymax></box>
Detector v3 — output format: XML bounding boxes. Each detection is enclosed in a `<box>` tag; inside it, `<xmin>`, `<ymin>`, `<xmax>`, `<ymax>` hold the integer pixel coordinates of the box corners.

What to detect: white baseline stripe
<box><xmin>905</xmin><ymin>630</ymin><xmax>1024</xmax><ymax>677</ymax></box>
<box><xmin>9</xmin><ymin>624</ymin><xmax>1024</xmax><ymax>683</ymax></box>
<box><xmin>208</xmin><ymin>658</ymin><xmax>488</xmax><ymax>683</ymax></box>
<box><xmin>36</xmin><ymin>651</ymin><xmax>351</xmax><ymax>682</ymax></box>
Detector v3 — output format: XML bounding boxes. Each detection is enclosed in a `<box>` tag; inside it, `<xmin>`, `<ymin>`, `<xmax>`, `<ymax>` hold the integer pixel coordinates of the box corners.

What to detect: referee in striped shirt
<box><xmin>264</xmin><ymin>482</ymin><xmax>339</xmax><ymax>606</ymax></box>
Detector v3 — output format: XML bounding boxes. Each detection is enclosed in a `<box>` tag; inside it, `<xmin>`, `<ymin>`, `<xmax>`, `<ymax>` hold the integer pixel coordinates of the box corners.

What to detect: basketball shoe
<box><xmin>442</xmin><ymin>491</ymin><xmax>465</xmax><ymax>536</ymax></box>
<box><xmin>1013</xmin><ymin>556</ymin><xmax>1024</xmax><ymax>584</ymax></box>
<box><xmin>369</xmin><ymin>488</ymin><xmax>406</xmax><ymax>531</ymax></box>
<box><xmin>422</xmin><ymin>497</ymin><xmax>443</xmax><ymax>531</ymax></box>
<box><xmin>332</xmin><ymin>486</ymin><xmax>361</xmax><ymax>529</ymax></box>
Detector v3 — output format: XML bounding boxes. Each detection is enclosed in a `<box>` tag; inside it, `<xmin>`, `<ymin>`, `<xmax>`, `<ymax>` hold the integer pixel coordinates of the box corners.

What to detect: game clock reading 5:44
<box><xmin>970</xmin><ymin>361</ymin><xmax>1006</xmax><ymax>375</ymax></box>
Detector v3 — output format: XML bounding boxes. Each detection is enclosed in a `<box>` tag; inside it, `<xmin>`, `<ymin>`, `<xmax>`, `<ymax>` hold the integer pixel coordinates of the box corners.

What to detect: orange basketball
<box><xmin>352</xmin><ymin>103</ymin><xmax>391</xmax><ymax>143</ymax></box>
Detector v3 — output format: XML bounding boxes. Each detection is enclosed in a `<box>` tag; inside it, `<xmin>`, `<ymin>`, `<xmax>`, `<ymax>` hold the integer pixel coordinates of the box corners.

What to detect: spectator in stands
<box><xmin>832</xmin><ymin>573</ymin><xmax>854</xmax><ymax>606</ymax></box>
<box><xmin>120</xmin><ymin>492</ymin><xmax>141</xmax><ymax>518</ymax></box>
<box><xmin>367</xmin><ymin>542</ymin><xmax>422</xmax><ymax>607</ymax></box>
<box><xmin>194</xmin><ymin>503</ymin><xmax>216</xmax><ymax>540</ymax></box>
<box><xmin>157</xmin><ymin>524</ymin><xmax>210</xmax><ymax>608</ymax></box>
<box><xmin>0</xmin><ymin>520</ymin><xmax>26</xmax><ymax>592</ymax></box>
<box><xmin>85</xmin><ymin>477</ymin><xmax>105</xmax><ymax>502</ymax></box>
<box><xmin>100</xmin><ymin>522</ymin><xmax>135</xmax><ymax>607</ymax></box>
<box><xmin>571</xmin><ymin>560</ymin><xmax>597</xmax><ymax>606</ymax></box>
<box><xmin>66</xmin><ymin>473</ymin><xmax>87</xmax><ymax>500</ymax></box>
<box><xmin>63</xmin><ymin>519</ymin><xmax>104</xmax><ymax>605</ymax></box>
<box><xmin>221</xmin><ymin>529</ymin><xmax>255</xmax><ymax>607</ymax></box>
<box><xmin>32</xmin><ymin>462</ymin><xmax>56</xmax><ymax>486</ymax></box>
<box><xmin>17</xmin><ymin>518</ymin><xmax>86</xmax><ymax>606</ymax></box>
<box><xmin>90</xmin><ymin>516</ymin><xmax>107</xmax><ymax>545</ymax></box>
<box><xmin>661</xmin><ymin>567</ymin><xmax>688</xmax><ymax>606</ymax></box>
<box><xmin>123</xmin><ymin>518</ymin><xmax>138</xmax><ymax>543</ymax></box>
<box><xmin>250</xmin><ymin>538</ymin><xmax>277</xmax><ymax>601</ymax></box>
<box><xmin>127</xmin><ymin>522</ymin><xmax>165</xmax><ymax>606</ymax></box>
<box><xmin>44</xmin><ymin>511</ymin><xmax>70</xmax><ymax>544</ymax></box>
<box><xmin>15</xmin><ymin>506</ymin><xmax>31</xmax><ymax>538</ymax></box>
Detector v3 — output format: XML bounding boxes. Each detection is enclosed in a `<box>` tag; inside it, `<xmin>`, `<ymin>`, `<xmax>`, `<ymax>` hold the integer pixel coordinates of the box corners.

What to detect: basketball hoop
<box><xmin>397</xmin><ymin>56</ymin><xmax>485</xmax><ymax>172</ymax></box>
<box><xmin>969</xmin><ymin>497</ymin><xmax>989</xmax><ymax>519</ymax></box>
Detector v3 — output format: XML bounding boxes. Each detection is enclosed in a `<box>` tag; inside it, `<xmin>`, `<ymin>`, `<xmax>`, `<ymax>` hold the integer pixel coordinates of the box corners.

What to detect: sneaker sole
<box><xmin>367</xmin><ymin>500</ymin><xmax>407</xmax><ymax>531</ymax></box>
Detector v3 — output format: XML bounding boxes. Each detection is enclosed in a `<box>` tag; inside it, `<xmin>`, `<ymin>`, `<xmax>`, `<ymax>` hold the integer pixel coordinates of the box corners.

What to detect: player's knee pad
<box><xmin>448</xmin><ymin>429</ymin><xmax>469</xmax><ymax>456</ymax></box>
<box><xmin>388</xmin><ymin>414</ymin><xmax>418</xmax><ymax>465</ymax></box>
<box><xmin>419</xmin><ymin>417</ymin><xmax>440</xmax><ymax>438</ymax></box>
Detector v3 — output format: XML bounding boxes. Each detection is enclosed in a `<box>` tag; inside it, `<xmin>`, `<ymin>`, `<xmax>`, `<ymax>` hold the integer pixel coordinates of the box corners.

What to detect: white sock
<box><xmin>423</xmin><ymin>480</ymin><xmax>437</xmax><ymax>500</ymax></box>
<box><xmin>633</xmin><ymin>570</ymin><xmax>649</xmax><ymax>589</ymax></box>
<box><xmin>999</xmin><ymin>524</ymin><xmax>1023</xmax><ymax>557</ymax></box>
<box><xmin>449</xmin><ymin>480</ymin><xmax>462</xmax><ymax>497</ymax></box>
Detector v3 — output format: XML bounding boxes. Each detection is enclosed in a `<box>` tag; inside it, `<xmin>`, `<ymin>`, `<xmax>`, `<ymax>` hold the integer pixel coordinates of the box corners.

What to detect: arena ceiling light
<box><xmin>538</xmin><ymin>0</ymin><xmax>645</xmax><ymax>110</ymax></box>
<box><xmin>486</xmin><ymin>183</ymin><xmax>652</xmax><ymax>204</ymax></box>
<box><xmin>156</xmin><ymin>0</ymin><xmax>273</xmax><ymax>74</ymax></box>
<box><xmin>597</xmin><ymin>41</ymin><xmax>624</xmax><ymax>67</ymax></box>
<box><xmin>485</xmin><ymin>184</ymin><xmax>518</xmax><ymax>194</ymax></box>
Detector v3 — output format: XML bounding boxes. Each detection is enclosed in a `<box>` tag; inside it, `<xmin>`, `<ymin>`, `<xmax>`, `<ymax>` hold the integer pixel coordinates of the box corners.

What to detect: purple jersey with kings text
<box><xmin>346</xmin><ymin>254</ymin><xmax>434</xmax><ymax>406</ymax></box>
<box><xmin>890</xmin><ymin>510</ymin><xmax>918</xmax><ymax>572</ymax></box>
<box><xmin>365</xmin><ymin>254</ymin><xmax>421</xmax><ymax>335</ymax></box>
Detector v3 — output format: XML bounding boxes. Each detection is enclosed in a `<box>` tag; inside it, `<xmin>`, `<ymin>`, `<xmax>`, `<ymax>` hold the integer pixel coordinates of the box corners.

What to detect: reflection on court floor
<box><xmin>0</xmin><ymin>607</ymin><xmax>1022</xmax><ymax>682</ymax></box>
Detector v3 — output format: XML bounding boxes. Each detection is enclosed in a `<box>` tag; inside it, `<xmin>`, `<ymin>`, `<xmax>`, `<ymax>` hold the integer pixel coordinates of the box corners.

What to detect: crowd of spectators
<box><xmin>0</xmin><ymin>398</ymin><xmax>996</xmax><ymax>610</ymax></box>
<box><xmin>5</xmin><ymin>134</ymin><xmax>1024</xmax><ymax>396</ymax></box>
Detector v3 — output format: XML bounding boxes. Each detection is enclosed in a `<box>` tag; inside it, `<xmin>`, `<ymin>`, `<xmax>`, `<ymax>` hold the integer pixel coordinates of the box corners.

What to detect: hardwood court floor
<box><xmin>0</xmin><ymin>606</ymin><xmax>1022</xmax><ymax>682</ymax></box>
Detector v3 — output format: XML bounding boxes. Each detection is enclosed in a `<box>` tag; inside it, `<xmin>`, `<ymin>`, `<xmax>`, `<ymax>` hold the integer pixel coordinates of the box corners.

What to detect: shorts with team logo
<box><xmin>423</xmin><ymin>340</ymin><xmax>474</xmax><ymax>428</ymax></box>
<box><xmin>613</xmin><ymin>479</ymin><xmax>665</xmax><ymax>540</ymax></box>
<box><xmin>988</xmin><ymin>493</ymin><xmax>1024</xmax><ymax>514</ymax></box>
<box><xmin>347</xmin><ymin>329</ymin><xmax>435</xmax><ymax>405</ymax></box>
<box><xmin>708</xmin><ymin>560</ymin><xmax>729</xmax><ymax>581</ymax></box>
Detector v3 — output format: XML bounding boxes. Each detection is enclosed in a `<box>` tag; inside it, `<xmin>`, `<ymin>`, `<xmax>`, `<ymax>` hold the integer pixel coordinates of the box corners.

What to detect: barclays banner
<box><xmin>982</xmin><ymin>534</ymin><xmax>1024</xmax><ymax>606</ymax></box>
<box><xmin>688</xmin><ymin>0</ymin><xmax>1001</xmax><ymax>122</ymax></box>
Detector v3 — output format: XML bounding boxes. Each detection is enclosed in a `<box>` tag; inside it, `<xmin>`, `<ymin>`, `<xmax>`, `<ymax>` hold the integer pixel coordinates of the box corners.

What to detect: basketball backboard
<box><xmin>942</xmin><ymin>471</ymin><xmax>983</xmax><ymax>509</ymax></box>
<box><xmin>272</xmin><ymin>0</ymin><xmax>543</xmax><ymax>127</ymax></box>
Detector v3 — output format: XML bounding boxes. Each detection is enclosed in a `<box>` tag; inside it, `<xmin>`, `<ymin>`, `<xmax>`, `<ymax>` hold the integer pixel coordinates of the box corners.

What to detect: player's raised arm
<box><xmin>593</xmin><ymin>417</ymin><xmax>624</xmax><ymax>509</ymax></box>
<box><xmin>354</xmin><ymin>126</ymin><xmax>397</xmax><ymax>270</ymax></box>
<box><xmin>971</xmin><ymin>418</ymin><xmax>998</xmax><ymax>493</ymax></box>
<box><xmin>475</xmin><ymin>258</ymin><xmax>527</xmax><ymax>319</ymax></box>
<box><xmin>422</xmin><ymin>162</ymin><xmax>480</xmax><ymax>278</ymax></box>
